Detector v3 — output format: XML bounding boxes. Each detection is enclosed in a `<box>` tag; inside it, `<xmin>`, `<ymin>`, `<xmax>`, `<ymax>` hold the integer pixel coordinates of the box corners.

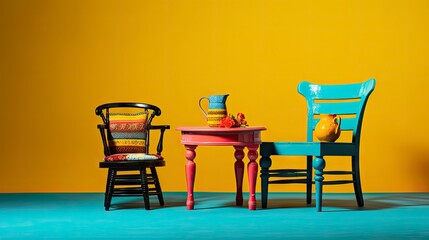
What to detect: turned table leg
<box><xmin>234</xmin><ymin>146</ymin><xmax>245</xmax><ymax>206</ymax></box>
<box><xmin>247</xmin><ymin>144</ymin><xmax>259</xmax><ymax>210</ymax></box>
<box><xmin>185</xmin><ymin>145</ymin><xmax>197</xmax><ymax>210</ymax></box>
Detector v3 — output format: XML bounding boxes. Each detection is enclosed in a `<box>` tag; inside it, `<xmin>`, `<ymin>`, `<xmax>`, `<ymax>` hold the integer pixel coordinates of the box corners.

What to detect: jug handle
<box><xmin>334</xmin><ymin>115</ymin><xmax>341</xmax><ymax>134</ymax></box>
<box><xmin>198</xmin><ymin>96</ymin><xmax>208</xmax><ymax>119</ymax></box>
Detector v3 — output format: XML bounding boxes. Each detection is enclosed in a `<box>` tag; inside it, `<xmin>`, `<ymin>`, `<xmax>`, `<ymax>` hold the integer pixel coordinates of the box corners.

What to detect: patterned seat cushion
<box><xmin>104</xmin><ymin>153</ymin><xmax>163</xmax><ymax>162</ymax></box>
<box><xmin>107</xmin><ymin>111</ymin><xmax>148</xmax><ymax>156</ymax></box>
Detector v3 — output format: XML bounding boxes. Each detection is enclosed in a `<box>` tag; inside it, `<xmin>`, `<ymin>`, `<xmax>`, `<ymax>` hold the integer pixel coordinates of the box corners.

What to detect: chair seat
<box><xmin>99</xmin><ymin>158</ymin><xmax>165</xmax><ymax>169</ymax></box>
<box><xmin>103</xmin><ymin>153</ymin><xmax>163</xmax><ymax>162</ymax></box>
<box><xmin>261</xmin><ymin>142</ymin><xmax>358</xmax><ymax>156</ymax></box>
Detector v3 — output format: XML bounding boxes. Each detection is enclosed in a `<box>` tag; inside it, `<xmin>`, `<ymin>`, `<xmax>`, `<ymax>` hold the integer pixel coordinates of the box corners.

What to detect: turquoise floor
<box><xmin>0</xmin><ymin>192</ymin><xmax>428</xmax><ymax>239</ymax></box>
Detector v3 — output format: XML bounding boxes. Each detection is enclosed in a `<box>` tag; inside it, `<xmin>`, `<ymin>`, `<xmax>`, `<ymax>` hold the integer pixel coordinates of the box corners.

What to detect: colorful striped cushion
<box><xmin>108</xmin><ymin>112</ymin><xmax>148</xmax><ymax>154</ymax></box>
<box><xmin>104</xmin><ymin>153</ymin><xmax>163</xmax><ymax>162</ymax></box>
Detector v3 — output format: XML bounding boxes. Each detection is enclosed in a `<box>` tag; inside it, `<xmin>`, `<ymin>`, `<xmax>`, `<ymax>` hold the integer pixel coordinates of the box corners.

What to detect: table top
<box><xmin>176</xmin><ymin>126</ymin><xmax>267</xmax><ymax>132</ymax></box>
<box><xmin>176</xmin><ymin>126</ymin><xmax>266</xmax><ymax>146</ymax></box>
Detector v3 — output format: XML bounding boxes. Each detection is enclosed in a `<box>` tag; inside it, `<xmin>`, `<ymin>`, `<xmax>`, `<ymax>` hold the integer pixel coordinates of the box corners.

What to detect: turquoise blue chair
<box><xmin>260</xmin><ymin>79</ymin><xmax>376</xmax><ymax>211</ymax></box>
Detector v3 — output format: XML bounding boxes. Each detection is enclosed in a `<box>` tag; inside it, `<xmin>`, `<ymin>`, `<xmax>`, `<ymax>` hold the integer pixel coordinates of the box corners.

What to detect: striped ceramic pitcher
<box><xmin>199</xmin><ymin>94</ymin><xmax>229</xmax><ymax>127</ymax></box>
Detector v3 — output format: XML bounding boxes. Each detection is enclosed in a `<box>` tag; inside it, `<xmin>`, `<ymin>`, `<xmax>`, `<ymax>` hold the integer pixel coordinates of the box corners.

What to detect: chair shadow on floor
<box><xmin>108</xmin><ymin>194</ymin><xmax>185</xmax><ymax>210</ymax></box>
<box><xmin>258</xmin><ymin>193</ymin><xmax>429</xmax><ymax>212</ymax></box>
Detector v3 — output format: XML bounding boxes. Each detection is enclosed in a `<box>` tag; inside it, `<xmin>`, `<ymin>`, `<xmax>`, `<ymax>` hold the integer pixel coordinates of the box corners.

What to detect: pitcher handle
<box><xmin>334</xmin><ymin>115</ymin><xmax>341</xmax><ymax>135</ymax></box>
<box><xmin>198</xmin><ymin>96</ymin><xmax>208</xmax><ymax>119</ymax></box>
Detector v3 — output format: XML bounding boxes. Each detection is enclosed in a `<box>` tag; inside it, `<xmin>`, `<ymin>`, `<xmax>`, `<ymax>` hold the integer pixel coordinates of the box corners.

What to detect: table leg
<box><xmin>234</xmin><ymin>146</ymin><xmax>245</xmax><ymax>206</ymax></box>
<box><xmin>185</xmin><ymin>145</ymin><xmax>197</xmax><ymax>210</ymax></box>
<box><xmin>247</xmin><ymin>144</ymin><xmax>259</xmax><ymax>210</ymax></box>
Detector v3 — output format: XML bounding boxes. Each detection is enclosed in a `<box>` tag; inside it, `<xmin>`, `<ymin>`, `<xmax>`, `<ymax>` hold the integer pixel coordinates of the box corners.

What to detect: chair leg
<box><xmin>259</xmin><ymin>156</ymin><xmax>271</xmax><ymax>209</ymax></box>
<box><xmin>150</xmin><ymin>167</ymin><xmax>164</xmax><ymax>206</ymax></box>
<box><xmin>313</xmin><ymin>156</ymin><xmax>326</xmax><ymax>212</ymax></box>
<box><xmin>352</xmin><ymin>156</ymin><xmax>364</xmax><ymax>207</ymax></box>
<box><xmin>140</xmin><ymin>168</ymin><xmax>150</xmax><ymax>210</ymax></box>
<box><xmin>306</xmin><ymin>156</ymin><xmax>313</xmax><ymax>204</ymax></box>
<box><xmin>104</xmin><ymin>169</ymin><xmax>111</xmax><ymax>209</ymax></box>
<box><xmin>105</xmin><ymin>168</ymin><xmax>116</xmax><ymax>211</ymax></box>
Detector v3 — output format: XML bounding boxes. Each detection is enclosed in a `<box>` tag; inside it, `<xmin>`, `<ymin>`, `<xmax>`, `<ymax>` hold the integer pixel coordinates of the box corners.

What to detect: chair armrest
<box><xmin>148</xmin><ymin>125</ymin><xmax>171</xmax><ymax>130</ymax></box>
<box><xmin>148</xmin><ymin>125</ymin><xmax>170</xmax><ymax>155</ymax></box>
<box><xmin>97</xmin><ymin>124</ymin><xmax>110</xmax><ymax>156</ymax></box>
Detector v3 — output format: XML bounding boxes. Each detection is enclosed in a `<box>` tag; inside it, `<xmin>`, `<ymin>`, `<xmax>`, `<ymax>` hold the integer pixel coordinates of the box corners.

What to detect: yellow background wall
<box><xmin>1</xmin><ymin>0</ymin><xmax>428</xmax><ymax>193</ymax></box>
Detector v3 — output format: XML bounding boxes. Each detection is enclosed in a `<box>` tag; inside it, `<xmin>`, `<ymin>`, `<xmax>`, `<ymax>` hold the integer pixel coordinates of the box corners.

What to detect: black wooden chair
<box><xmin>95</xmin><ymin>102</ymin><xmax>170</xmax><ymax>210</ymax></box>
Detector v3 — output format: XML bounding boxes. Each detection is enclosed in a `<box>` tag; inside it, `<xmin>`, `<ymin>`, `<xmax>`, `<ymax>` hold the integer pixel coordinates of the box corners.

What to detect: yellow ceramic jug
<box><xmin>314</xmin><ymin>114</ymin><xmax>341</xmax><ymax>142</ymax></box>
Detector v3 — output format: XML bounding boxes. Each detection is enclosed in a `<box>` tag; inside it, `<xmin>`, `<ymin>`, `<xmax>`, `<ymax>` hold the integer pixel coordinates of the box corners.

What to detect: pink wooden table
<box><xmin>176</xmin><ymin>126</ymin><xmax>266</xmax><ymax>210</ymax></box>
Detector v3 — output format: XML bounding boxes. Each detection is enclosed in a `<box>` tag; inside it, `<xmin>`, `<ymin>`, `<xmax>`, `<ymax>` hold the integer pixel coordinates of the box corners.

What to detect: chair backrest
<box><xmin>298</xmin><ymin>79</ymin><xmax>376</xmax><ymax>143</ymax></box>
<box><xmin>95</xmin><ymin>102</ymin><xmax>162</xmax><ymax>155</ymax></box>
